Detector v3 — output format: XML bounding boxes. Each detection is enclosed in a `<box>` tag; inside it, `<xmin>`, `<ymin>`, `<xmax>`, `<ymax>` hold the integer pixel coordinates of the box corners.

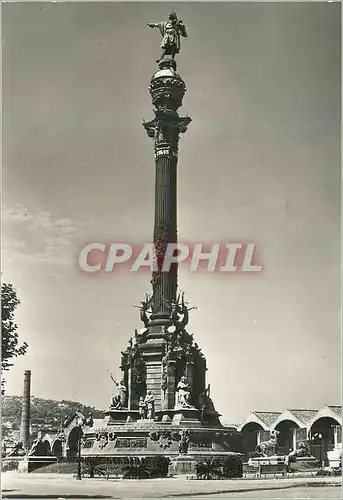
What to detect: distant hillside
<box><xmin>1</xmin><ymin>395</ymin><xmax>104</xmax><ymax>438</ymax></box>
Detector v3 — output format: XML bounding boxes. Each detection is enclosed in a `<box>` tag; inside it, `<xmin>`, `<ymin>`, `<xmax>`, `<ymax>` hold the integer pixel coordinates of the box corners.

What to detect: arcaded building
<box><xmin>239</xmin><ymin>405</ymin><xmax>342</xmax><ymax>459</ymax></box>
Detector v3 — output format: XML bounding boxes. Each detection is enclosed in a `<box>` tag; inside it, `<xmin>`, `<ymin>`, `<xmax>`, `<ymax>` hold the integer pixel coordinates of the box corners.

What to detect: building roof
<box><xmin>253</xmin><ymin>412</ymin><xmax>282</xmax><ymax>427</ymax></box>
<box><xmin>287</xmin><ymin>409</ymin><xmax>319</xmax><ymax>425</ymax></box>
<box><xmin>327</xmin><ymin>406</ymin><xmax>342</xmax><ymax>417</ymax></box>
<box><xmin>240</xmin><ymin>405</ymin><xmax>342</xmax><ymax>432</ymax></box>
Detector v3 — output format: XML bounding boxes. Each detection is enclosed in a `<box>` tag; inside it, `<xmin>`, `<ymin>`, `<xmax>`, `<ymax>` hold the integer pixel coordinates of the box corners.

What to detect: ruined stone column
<box><xmin>19</xmin><ymin>370</ymin><xmax>31</xmax><ymax>451</ymax></box>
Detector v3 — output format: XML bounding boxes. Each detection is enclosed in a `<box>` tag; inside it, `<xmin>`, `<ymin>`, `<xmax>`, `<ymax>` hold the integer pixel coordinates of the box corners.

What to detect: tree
<box><xmin>1</xmin><ymin>283</ymin><xmax>28</xmax><ymax>394</ymax></box>
<box><xmin>196</xmin><ymin>458</ymin><xmax>222</xmax><ymax>480</ymax></box>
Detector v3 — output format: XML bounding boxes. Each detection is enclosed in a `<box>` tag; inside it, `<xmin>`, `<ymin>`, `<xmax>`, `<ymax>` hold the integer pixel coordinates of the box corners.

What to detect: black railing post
<box><xmin>76</xmin><ymin>425</ymin><xmax>82</xmax><ymax>480</ymax></box>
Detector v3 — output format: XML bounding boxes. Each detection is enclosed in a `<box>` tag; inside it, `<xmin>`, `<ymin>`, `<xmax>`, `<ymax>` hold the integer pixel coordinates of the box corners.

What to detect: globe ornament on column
<box><xmin>149</xmin><ymin>65</ymin><xmax>187</xmax><ymax>114</ymax></box>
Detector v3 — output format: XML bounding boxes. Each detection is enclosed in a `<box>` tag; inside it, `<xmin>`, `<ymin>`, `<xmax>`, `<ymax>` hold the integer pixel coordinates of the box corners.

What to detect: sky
<box><xmin>2</xmin><ymin>2</ymin><xmax>341</xmax><ymax>424</ymax></box>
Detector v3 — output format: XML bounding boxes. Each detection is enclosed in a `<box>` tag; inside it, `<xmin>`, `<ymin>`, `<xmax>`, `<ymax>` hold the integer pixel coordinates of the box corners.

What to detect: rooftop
<box><xmin>327</xmin><ymin>405</ymin><xmax>342</xmax><ymax>417</ymax></box>
<box><xmin>254</xmin><ymin>411</ymin><xmax>282</xmax><ymax>427</ymax></box>
<box><xmin>288</xmin><ymin>409</ymin><xmax>319</xmax><ymax>424</ymax></box>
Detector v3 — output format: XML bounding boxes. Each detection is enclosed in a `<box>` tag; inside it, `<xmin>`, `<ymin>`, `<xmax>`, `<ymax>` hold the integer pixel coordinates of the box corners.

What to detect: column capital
<box><xmin>143</xmin><ymin>115</ymin><xmax>191</xmax><ymax>158</ymax></box>
<box><xmin>143</xmin><ymin>115</ymin><xmax>191</xmax><ymax>137</ymax></box>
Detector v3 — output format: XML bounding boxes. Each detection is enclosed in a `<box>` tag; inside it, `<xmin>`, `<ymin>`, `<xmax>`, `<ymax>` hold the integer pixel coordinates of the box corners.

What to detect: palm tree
<box><xmin>122</xmin><ymin>458</ymin><xmax>150</xmax><ymax>479</ymax></box>
<box><xmin>82</xmin><ymin>458</ymin><xmax>106</xmax><ymax>478</ymax></box>
<box><xmin>196</xmin><ymin>458</ymin><xmax>222</xmax><ymax>480</ymax></box>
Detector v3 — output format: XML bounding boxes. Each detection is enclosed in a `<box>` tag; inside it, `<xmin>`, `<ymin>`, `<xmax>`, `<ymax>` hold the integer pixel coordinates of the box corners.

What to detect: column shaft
<box><xmin>152</xmin><ymin>153</ymin><xmax>178</xmax><ymax>315</ymax></box>
<box><xmin>19</xmin><ymin>370</ymin><xmax>31</xmax><ymax>450</ymax></box>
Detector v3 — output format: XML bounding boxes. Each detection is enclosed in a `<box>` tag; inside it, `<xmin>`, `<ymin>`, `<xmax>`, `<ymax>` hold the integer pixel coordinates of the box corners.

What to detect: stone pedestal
<box><xmin>289</xmin><ymin>456</ymin><xmax>320</xmax><ymax>473</ymax></box>
<box><xmin>327</xmin><ymin>443</ymin><xmax>342</xmax><ymax>472</ymax></box>
<box><xmin>105</xmin><ymin>409</ymin><xmax>139</xmax><ymax>425</ymax></box>
<box><xmin>18</xmin><ymin>456</ymin><xmax>57</xmax><ymax>473</ymax></box>
<box><xmin>202</xmin><ymin>409</ymin><xmax>222</xmax><ymax>427</ymax></box>
<box><xmin>171</xmin><ymin>407</ymin><xmax>201</xmax><ymax>427</ymax></box>
<box><xmin>169</xmin><ymin>454</ymin><xmax>197</xmax><ymax>478</ymax></box>
<box><xmin>18</xmin><ymin>458</ymin><xmax>30</xmax><ymax>473</ymax></box>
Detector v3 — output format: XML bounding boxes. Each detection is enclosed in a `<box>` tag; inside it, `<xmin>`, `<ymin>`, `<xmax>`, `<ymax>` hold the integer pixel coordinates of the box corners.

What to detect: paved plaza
<box><xmin>2</xmin><ymin>473</ymin><xmax>341</xmax><ymax>499</ymax></box>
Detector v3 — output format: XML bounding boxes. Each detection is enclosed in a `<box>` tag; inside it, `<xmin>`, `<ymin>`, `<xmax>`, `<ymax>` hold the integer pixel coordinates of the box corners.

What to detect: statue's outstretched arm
<box><xmin>179</xmin><ymin>22</ymin><xmax>187</xmax><ymax>37</ymax></box>
<box><xmin>147</xmin><ymin>23</ymin><xmax>158</xmax><ymax>28</ymax></box>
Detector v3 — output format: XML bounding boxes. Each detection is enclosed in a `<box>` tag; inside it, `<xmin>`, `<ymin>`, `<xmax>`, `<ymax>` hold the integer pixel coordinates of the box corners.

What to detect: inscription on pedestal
<box><xmin>115</xmin><ymin>438</ymin><xmax>148</xmax><ymax>448</ymax></box>
<box><xmin>192</xmin><ymin>440</ymin><xmax>212</xmax><ymax>449</ymax></box>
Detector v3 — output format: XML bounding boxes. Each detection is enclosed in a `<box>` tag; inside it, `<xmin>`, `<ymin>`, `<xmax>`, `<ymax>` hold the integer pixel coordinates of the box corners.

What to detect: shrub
<box><xmin>145</xmin><ymin>455</ymin><xmax>170</xmax><ymax>478</ymax></box>
<box><xmin>122</xmin><ymin>456</ymin><xmax>170</xmax><ymax>479</ymax></box>
<box><xmin>196</xmin><ymin>455</ymin><xmax>243</xmax><ymax>480</ymax></box>
<box><xmin>222</xmin><ymin>455</ymin><xmax>243</xmax><ymax>478</ymax></box>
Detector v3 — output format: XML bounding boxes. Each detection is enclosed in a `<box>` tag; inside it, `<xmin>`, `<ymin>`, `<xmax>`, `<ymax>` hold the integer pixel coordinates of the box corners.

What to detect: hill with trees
<box><xmin>1</xmin><ymin>395</ymin><xmax>104</xmax><ymax>440</ymax></box>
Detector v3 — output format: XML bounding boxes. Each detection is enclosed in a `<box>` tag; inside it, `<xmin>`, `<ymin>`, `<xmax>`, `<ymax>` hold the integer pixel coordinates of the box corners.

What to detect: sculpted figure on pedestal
<box><xmin>179</xmin><ymin>429</ymin><xmax>191</xmax><ymax>455</ymax></box>
<box><xmin>75</xmin><ymin>409</ymin><xmax>93</xmax><ymax>428</ymax></box>
<box><xmin>6</xmin><ymin>441</ymin><xmax>25</xmax><ymax>457</ymax></box>
<box><xmin>138</xmin><ymin>396</ymin><xmax>146</xmax><ymax>419</ymax></box>
<box><xmin>161</xmin><ymin>344</ymin><xmax>173</xmax><ymax>392</ymax></box>
<box><xmin>255</xmin><ymin>430</ymin><xmax>280</xmax><ymax>456</ymax></box>
<box><xmin>28</xmin><ymin>436</ymin><xmax>42</xmax><ymax>456</ymax></box>
<box><xmin>28</xmin><ymin>432</ymin><xmax>52</xmax><ymax>457</ymax></box>
<box><xmin>110</xmin><ymin>395</ymin><xmax>121</xmax><ymax>410</ymax></box>
<box><xmin>179</xmin><ymin>292</ymin><xmax>192</xmax><ymax>328</ymax></box>
<box><xmin>284</xmin><ymin>442</ymin><xmax>310</xmax><ymax>470</ymax></box>
<box><xmin>135</xmin><ymin>294</ymin><xmax>152</xmax><ymax>328</ymax></box>
<box><xmin>147</xmin><ymin>12</ymin><xmax>187</xmax><ymax>63</ymax></box>
<box><xmin>162</xmin><ymin>344</ymin><xmax>173</xmax><ymax>365</ymax></box>
<box><xmin>166</xmin><ymin>293</ymin><xmax>195</xmax><ymax>341</ymax></box>
<box><xmin>110</xmin><ymin>374</ymin><xmax>127</xmax><ymax>409</ymax></box>
<box><xmin>176</xmin><ymin>375</ymin><xmax>192</xmax><ymax>408</ymax></box>
<box><xmin>144</xmin><ymin>391</ymin><xmax>155</xmax><ymax>420</ymax></box>
<box><xmin>132</xmin><ymin>355</ymin><xmax>146</xmax><ymax>397</ymax></box>
<box><xmin>199</xmin><ymin>384</ymin><xmax>216</xmax><ymax>420</ymax></box>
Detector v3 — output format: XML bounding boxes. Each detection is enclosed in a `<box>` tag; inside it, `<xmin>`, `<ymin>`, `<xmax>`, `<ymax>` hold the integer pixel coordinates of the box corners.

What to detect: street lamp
<box><xmin>316</xmin><ymin>433</ymin><xmax>323</xmax><ymax>471</ymax></box>
<box><xmin>75</xmin><ymin>411</ymin><xmax>93</xmax><ymax>481</ymax></box>
<box><xmin>318</xmin><ymin>433</ymin><xmax>324</xmax><ymax>472</ymax></box>
<box><xmin>76</xmin><ymin>424</ymin><xmax>82</xmax><ymax>481</ymax></box>
<box><xmin>312</xmin><ymin>432</ymin><xmax>324</xmax><ymax>474</ymax></box>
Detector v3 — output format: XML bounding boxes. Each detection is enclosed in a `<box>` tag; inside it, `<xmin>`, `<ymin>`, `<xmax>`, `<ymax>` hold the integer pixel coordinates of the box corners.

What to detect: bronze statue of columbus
<box><xmin>147</xmin><ymin>12</ymin><xmax>187</xmax><ymax>63</ymax></box>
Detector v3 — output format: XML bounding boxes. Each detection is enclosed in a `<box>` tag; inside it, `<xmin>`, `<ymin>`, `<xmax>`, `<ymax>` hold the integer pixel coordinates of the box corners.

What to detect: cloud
<box><xmin>2</xmin><ymin>205</ymin><xmax>84</xmax><ymax>272</ymax></box>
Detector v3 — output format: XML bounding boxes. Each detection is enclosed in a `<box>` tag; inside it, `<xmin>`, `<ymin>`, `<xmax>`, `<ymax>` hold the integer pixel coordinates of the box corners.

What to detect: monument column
<box><xmin>143</xmin><ymin>57</ymin><xmax>191</xmax><ymax>326</ymax></box>
<box><xmin>152</xmin><ymin>139</ymin><xmax>178</xmax><ymax>317</ymax></box>
<box><xmin>19</xmin><ymin>370</ymin><xmax>31</xmax><ymax>451</ymax></box>
<box><xmin>142</xmin><ymin>57</ymin><xmax>191</xmax><ymax>409</ymax></box>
